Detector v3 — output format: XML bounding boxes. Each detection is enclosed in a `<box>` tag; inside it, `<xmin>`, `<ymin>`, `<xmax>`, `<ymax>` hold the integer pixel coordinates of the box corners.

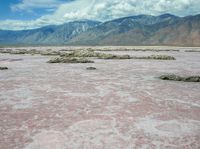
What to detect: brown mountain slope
<box><xmin>148</xmin><ymin>16</ymin><xmax>200</xmax><ymax>46</ymax></box>
<box><xmin>67</xmin><ymin>14</ymin><xmax>200</xmax><ymax>46</ymax></box>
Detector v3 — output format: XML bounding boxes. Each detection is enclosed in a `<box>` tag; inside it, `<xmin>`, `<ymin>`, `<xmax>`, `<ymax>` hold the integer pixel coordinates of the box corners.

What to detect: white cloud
<box><xmin>1</xmin><ymin>0</ymin><xmax>200</xmax><ymax>30</ymax></box>
<box><xmin>11</xmin><ymin>0</ymin><xmax>65</xmax><ymax>11</ymax></box>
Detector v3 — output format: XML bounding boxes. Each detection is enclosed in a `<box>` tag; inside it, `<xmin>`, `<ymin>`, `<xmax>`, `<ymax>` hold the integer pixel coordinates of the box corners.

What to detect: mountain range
<box><xmin>0</xmin><ymin>14</ymin><xmax>200</xmax><ymax>46</ymax></box>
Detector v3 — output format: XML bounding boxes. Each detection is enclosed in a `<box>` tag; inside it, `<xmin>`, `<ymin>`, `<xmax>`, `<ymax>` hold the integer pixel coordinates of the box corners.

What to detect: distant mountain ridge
<box><xmin>0</xmin><ymin>20</ymin><xmax>101</xmax><ymax>45</ymax></box>
<box><xmin>0</xmin><ymin>14</ymin><xmax>200</xmax><ymax>46</ymax></box>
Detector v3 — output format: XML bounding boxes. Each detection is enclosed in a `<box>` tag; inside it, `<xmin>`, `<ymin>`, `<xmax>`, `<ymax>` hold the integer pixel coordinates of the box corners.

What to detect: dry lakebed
<box><xmin>0</xmin><ymin>46</ymin><xmax>200</xmax><ymax>149</ymax></box>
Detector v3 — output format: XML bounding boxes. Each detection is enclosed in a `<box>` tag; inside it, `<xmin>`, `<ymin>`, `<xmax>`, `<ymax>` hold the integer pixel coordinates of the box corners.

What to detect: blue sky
<box><xmin>0</xmin><ymin>0</ymin><xmax>71</xmax><ymax>20</ymax></box>
<box><xmin>0</xmin><ymin>0</ymin><xmax>200</xmax><ymax>30</ymax></box>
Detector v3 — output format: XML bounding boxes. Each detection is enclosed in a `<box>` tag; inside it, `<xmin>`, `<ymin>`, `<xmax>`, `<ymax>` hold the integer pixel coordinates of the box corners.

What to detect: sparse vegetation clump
<box><xmin>134</xmin><ymin>55</ymin><xmax>176</xmax><ymax>60</ymax></box>
<box><xmin>10</xmin><ymin>50</ymin><xmax>27</xmax><ymax>54</ymax></box>
<box><xmin>47</xmin><ymin>57</ymin><xmax>94</xmax><ymax>63</ymax></box>
<box><xmin>61</xmin><ymin>49</ymin><xmax>99</xmax><ymax>57</ymax></box>
<box><xmin>0</xmin><ymin>48</ymin><xmax>62</xmax><ymax>56</ymax></box>
<box><xmin>159</xmin><ymin>74</ymin><xmax>200</xmax><ymax>82</ymax></box>
<box><xmin>61</xmin><ymin>49</ymin><xmax>132</xmax><ymax>60</ymax></box>
<box><xmin>0</xmin><ymin>49</ymin><xmax>8</xmax><ymax>54</ymax></box>
<box><xmin>40</xmin><ymin>51</ymin><xmax>61</xmax><ymax>56</ymax></box>
<box><xmin>0</xmin><ymin>67</ymin><xmax>8</xmax><ymax>70</ymax></box>
<box><xmin>29</xmin><ymin>49</ymin><xmax>40</xmax><ymax>55</ymax></box>
<box><xmin>54</xmin><ymin>50</ymin><xmax>175</xmax><ymax>62</ymax></box>
<box><xmin>95</xmin><ymin>48</ymin><xmax>180</xmax><ymax>52</ymax></box>
<box><xmin>47</xmin><ymin>49</ymin><xmax>132</xmax><ymax>64</ymax></box>
<box><xmin>185</xmin><ymin>50</ymin><xmax>200</xmax><ymax>52</ymax></box>
<box><xmin>86</xmin><ymin>67</ymin><xmax>96</xmax><ymax>70</ymax></box>
<box><xmin>0</xmin><ymin>49</ymin><xmax>13</xmax><ymax>54</ymax></box>
<box><xmin>0</xmin><ymin>49</ymin><xmax>33</xmax><ymax>55</ymax></box>
<box><xmin>59</xmin><ymin>49</ymin><xmax>74</xmax><ymax>52</ymax></box>
<box><xmin>97</xmin><ymin>53</ymin><xmax>132</xmax><ymax>59</ymax></box>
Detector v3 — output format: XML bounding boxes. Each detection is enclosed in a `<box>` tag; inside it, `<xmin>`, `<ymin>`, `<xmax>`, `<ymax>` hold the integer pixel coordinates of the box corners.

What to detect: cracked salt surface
<box><xmin>0</xmin><ymin>86</ymin><xmax>35</xmax><ymax>109</ymax></box>
<box><xmin>0</xmin><ymin>47</ymin><xmax>200</xmax><ymax>149</ymax></box>
<box><xmin>135</xmin><ymin>116</ymin><xmax>200</xmax><ymax>137</ymax></box>
<box><xmin>24</xmin><ymin>119</ymin><xmax>132</xmax><ymax>149</ymax></box>
<box><xmin>24</xmin><ymin>130</ymin><xmax>66</xmax><ymax>149</ymax></box>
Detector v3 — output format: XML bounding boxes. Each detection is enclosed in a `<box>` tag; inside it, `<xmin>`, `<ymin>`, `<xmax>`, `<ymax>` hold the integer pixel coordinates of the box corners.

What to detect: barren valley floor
<box><xmin>0</xmin><ymin>46</ymin><xmax>200</xmax><ymax>149</ymax></box>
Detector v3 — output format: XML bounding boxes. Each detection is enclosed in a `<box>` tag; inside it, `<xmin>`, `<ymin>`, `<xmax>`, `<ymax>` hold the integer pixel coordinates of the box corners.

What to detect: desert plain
<box><xmin>0</xmin><ymin>46</ymin><xmax>200</xmax><ymax>149</ymax></box>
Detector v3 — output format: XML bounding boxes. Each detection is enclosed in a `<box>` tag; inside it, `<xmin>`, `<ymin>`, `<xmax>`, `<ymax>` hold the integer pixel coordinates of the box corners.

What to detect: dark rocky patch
<box><xmin>159</xmin><ymin>74</ymin><xmax>200</xmax><ymax>82</ymax></box>
<box><xmin>0</xmin><ymin>67</ymin><xmax>8</xmax><ymax>70</ymax></box>
<box><xmin>86</xmin><ymin>67</ymin><xmax>96</xmax><ymax>70</ymax></box>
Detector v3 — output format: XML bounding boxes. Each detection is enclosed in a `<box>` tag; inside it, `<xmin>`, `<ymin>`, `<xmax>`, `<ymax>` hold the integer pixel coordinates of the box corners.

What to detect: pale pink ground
<box><xmin>0</xmin><ymin>47</ymin><xmax>200</xmax><ymax>149</ymax></box>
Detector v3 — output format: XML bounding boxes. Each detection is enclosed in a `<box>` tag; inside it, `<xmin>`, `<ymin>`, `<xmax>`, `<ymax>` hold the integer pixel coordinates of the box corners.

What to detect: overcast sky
<box><xmin>0</xmin><ymin>0</ymin><xmax>200</xmax><ymax>30</ymax></box>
